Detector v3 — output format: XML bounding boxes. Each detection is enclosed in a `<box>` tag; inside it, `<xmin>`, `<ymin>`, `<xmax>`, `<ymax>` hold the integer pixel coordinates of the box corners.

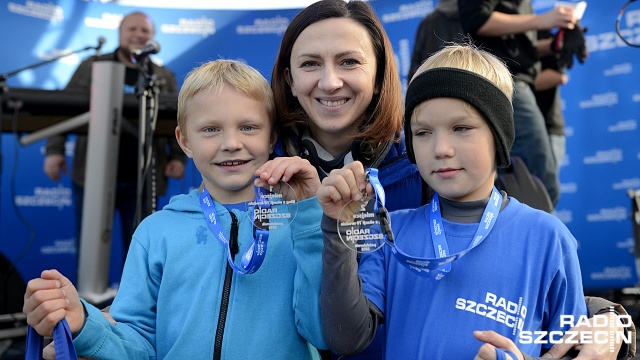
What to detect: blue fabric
<box><xmin>25</xmin><ymin>326</ymin><xmax>44</xmax><ymax>360</ymax></box>
<box><xmin>26</xmin><ymin>319</ymin><xmax>78</xmax><ymax>360</ymax></box>
<box><xmin>508</xmin><ymin>81</ymin><xmax>559</xmax><ymax>205</ymax></box>
<box><xmin>359</xmin><ymin>197</ymin><xmax>587</xmax><ymax>358</ymax></box>
<box><xmin>71</xmin><ymin>190</ymin><xmax>325</xmax><ymax>359</ymax></box>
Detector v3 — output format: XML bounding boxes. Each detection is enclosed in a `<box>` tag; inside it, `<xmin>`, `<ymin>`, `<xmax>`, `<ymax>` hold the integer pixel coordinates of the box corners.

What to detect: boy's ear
<box><xmin>175</xmin><ymin>126</ymin><xmax>193</xmax><ymax>158</ymax></box>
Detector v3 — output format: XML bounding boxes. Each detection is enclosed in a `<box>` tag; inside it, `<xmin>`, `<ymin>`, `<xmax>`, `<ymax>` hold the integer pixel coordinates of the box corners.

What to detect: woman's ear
<box><xmin>285</xmin><ymin>68</ymin><xmax>297</xmax><ymax>97</ymax></box>
<box><xmin>269</xmin><ymin>129</ymin><xmax>278</xmax><ymax>154</ymax></box>
<box><xmin>175</xmin><ymin>126</ymin><xmax>193</xmax><ymax>158</ymax></box>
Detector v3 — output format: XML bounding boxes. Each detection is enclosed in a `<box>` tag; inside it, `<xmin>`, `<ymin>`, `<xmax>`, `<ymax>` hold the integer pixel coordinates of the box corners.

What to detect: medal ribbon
<box><xmin>26</xmin><ymin>319</ymin><xmax>78</xmax><ymax>360</ymax></box>
<box><xmin>367</xmin><ymin>168</ymin><xmax>502</xmax><ymax>280</ymax></box>
<box><xmin>199</xmin><ymin>186</ymin><xmax>269</xmax><ymax>274</ymax></box>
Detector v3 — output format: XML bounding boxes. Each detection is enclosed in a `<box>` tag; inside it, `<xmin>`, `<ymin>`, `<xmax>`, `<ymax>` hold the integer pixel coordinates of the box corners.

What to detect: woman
<box><xmin>271</xmin><ymin>0</ymin><xmax>424</xmax><ymax>214</ymax></box>
<box><xmin>271</xmin><ymin>3</ymin><xmax>422</xmax><ymax>357</ymax></box>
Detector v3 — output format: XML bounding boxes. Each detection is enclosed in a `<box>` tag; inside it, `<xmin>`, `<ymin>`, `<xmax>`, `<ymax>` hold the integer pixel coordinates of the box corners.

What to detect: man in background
<box><xmin>458</xmin><ymin>0</ymin><xmax>579</xmax><ymax>207</ymax></box>
<box><xmin>43</xmin><ymin>11</ymin><xmax>185</xmax><ymax>266</ymax></box>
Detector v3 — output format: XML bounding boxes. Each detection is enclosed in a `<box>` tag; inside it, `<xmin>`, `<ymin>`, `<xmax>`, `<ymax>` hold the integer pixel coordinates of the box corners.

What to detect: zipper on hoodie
<box><xmin>213</xmin><ymin>212</ymin><xmax>239</xmax><ymax>360</ymax></box>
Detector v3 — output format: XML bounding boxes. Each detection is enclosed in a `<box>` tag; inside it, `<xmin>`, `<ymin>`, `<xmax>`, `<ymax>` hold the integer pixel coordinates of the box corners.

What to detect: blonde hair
<box><xmin>412</xmin><ymin>43</ymin><xmax>514</xmax><ymax>101</ymax></box>
<box><xmin>177</xmin><ymin>60</ymin><xmax>275</xmax><ymax>137</ymax></box>
<box><xmin>404</xmin><ymin>43</ymin><xmax>516</xmax><ymax>168</ymax></box>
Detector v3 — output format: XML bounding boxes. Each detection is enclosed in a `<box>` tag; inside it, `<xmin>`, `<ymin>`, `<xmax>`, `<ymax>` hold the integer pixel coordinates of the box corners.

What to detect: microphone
<box><xmin>132</xmin><ymin>40</ymin><xmax>160</xmax><ymax>59</ymax></box>
<box><xmin>95</xmin><ymin>37</ymin><xmax>106</xmax><ymax>55</ymax></box>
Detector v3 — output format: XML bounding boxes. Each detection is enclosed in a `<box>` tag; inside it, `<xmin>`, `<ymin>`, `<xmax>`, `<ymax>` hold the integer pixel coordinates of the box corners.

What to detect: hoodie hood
<box><xmin>163</xmin><ymin>190</ymin><xmax>204</xmax><ymax>215</ymax></box>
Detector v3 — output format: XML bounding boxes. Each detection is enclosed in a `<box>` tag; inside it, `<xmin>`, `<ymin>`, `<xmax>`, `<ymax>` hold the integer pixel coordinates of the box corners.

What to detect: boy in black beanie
<box><xmin>316</xmin><ymin>44</ymin><xmax>595</xmax><ymax>359</ymax></box>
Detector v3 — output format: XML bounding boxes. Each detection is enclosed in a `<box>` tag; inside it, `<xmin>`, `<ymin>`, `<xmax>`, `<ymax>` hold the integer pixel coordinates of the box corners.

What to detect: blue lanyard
<box><xmin>367</xmin><ymin>168</ymin><xmax>502</xmax><ymax>280</ymax></box>
<box><xmin>199</xmin><ymin>186</ymin><xmax>269</xmax><ymax>275</ymax></box>
<box><xmin>26</xmin><ymin>319</ymin><xmax>77</xmax><ymax>360</ymax></box>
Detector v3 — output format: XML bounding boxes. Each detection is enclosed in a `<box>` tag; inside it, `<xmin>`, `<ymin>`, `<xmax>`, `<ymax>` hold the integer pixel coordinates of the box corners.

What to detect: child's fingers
<box><xmin>42</xmin><ymin>341</ymin><xmax>56</xmax><ymax>359</ymax></box>
<box><xmin>254</xmin><ymin>177</ymin><xmax>269</xmax><ymax>189</ymax></box>
<box><xmin>24</xmin><ymin>277</ymin><xmax>61</xmax><ymax>300</ymax></box>
<box><xmin>24</xmin><ymin>269</ymin><xmax>87</xmax><ymax>336</ymax></box>
<box><xmin>258</xmin><ymin>156</ymin><xmax>313</xmax><ymax>184</ymax></box>
<box><xmin>280</xmin><ymin>157</ymin><xmax>315</xmax><ymax>183</ymax></box>
<box><xmin>255</xmin><ymin>157</ymin><xmax>296</xmax><ymax>183</ymax></box>
<box><xmin>271</xmin><ymin>158</ymin><xmax>304</xmax><ymax>183</ymax></box>
<box><xmin>255</xmin><ymin>158</ymin><xmax>285</xmax><ymax>184</ymax></box>
<box><xmin>40</xmin><ymin>269</ymin><xmax>73</xmax><ymax>289</ymax></box>
<box><xmin>30</xmin><ymin>306</ymin><xmax>67</xmax><ymax>337</ymax></box>
<box><xmin>473</xmin><ymin>331</ymin><xmax>521</xmax><ymax>360</ymax></box>
<box><xmin>254</xmin><ymin>158</ymin><xmax>279</xmax><ymax>181</ymax></box>
<box><xmin>253</xmin><ymin>159</ymin><xmax>302</xmax><ymax>188</ymax></box>
<box><xmin>473</xmin><ymin>330</ymin><xmax>514</xmax><ymax>349</ymax></box>
<box><xmin>24</xmin><ymin>286</ymin><xmax>67</xmax><ymax>313</ymax></box>
<box><xmin>474</xmin><ymin>342</ymin><xmax>497</xmax><ymax>360</ymax></box>
<box><xmin>24</xmin><ymin>289</ymin><xmax>69</xmax><ymax>337</ymax></box>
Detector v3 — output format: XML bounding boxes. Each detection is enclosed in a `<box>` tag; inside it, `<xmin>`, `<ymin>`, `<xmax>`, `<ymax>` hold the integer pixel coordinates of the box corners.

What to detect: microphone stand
<box><xmin>0</xmin><ymin>39</ymin><xmax>103</xmax><ymax>96</ymax></box>
<box><xmin>133</xmin><ymin>55</ymin><xmax>160</xmax><ymax>231</ymax></box>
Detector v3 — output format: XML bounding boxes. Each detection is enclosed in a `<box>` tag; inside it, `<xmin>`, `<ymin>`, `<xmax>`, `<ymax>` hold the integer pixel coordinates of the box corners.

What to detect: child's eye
<box><xmin>413</xmin><ymin>129</ymin><xmax>430</xmax><ymax>137</ymax></box>
<box><xmin>203</xmin><ymin>127</ymin><xmax>219</xmax><ymax>133</ymax></box>
<box><xmin>241</xmin><ymin>125</ymin><xmax>256</xmax><ymax>131</ymax></box>
<box><xmin>454</xmin><ymin>126</ymin><xmax>472</xmax><ymax>132</ymax></box>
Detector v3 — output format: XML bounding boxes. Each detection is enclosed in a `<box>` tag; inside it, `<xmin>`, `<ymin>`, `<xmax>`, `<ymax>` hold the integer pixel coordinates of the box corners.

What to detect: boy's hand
<box><xmin>23</xmin><ymin>269</ymin><xmax>85</xmax><ymax>336</ymax></box>
<box><xmin>316</xmin><ymin>161</ymin><xmax>372</xmax><ymax>221</ymax></box>
<box><xmin>254</xmin><ymin>156</ymin><xmax>321</xmax><ymax>200</ymax></box>
<box><xmin>473</xmin><ymin>330</ymin><xmax>524</xmax><ymax>360</ymax></box>
<box><xmin>43</xmin><ymin>311</ymin><xmax>115</xmax><ymax>360</ymax></box>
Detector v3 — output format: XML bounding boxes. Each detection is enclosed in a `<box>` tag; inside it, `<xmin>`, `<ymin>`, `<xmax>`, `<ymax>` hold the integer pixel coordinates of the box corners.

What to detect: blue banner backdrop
<box><xmin>0</xmin><ymin>0</ymin><xmax>638</xmax><ymax>289</ymax></box>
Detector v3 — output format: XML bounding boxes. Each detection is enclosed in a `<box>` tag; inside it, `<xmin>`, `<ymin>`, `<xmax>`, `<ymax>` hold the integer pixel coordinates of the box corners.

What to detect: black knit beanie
<box><xmin>404</xmin><ymin>67</ymin><xmax>515</xmax><ymax>168</ymax></box>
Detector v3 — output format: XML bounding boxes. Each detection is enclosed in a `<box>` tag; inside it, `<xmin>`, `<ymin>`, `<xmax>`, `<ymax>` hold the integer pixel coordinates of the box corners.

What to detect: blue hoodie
<box><xmin>73</xmin><ymin>189</ymin><xmax>326</xmax><ymax>359</ymax></box>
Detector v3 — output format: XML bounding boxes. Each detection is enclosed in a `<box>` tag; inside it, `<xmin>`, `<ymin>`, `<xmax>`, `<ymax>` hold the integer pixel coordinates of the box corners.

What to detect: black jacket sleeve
<box><xmin>458</xmin><ymin>0</ymin><xmax>499</xmax><ymax>35</ymax></box>
<box><xmin>320</xmin><ymin>215</ymin><xmax>384</xmax><ymax>356</ymax></box>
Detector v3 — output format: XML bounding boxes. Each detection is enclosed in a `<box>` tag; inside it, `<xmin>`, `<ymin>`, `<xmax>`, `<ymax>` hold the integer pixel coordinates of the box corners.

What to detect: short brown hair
<box><xmin>271</xmin><ymin>0</ymin><xmax>403</xmax><ymax>158</ymax></box>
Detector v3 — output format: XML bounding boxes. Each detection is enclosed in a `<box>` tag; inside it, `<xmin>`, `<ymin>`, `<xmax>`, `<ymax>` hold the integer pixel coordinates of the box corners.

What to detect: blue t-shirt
<box><xmin>358</xmin><ymin>197</ymin><xmax>587</xmax><ymax>358</ymax></box>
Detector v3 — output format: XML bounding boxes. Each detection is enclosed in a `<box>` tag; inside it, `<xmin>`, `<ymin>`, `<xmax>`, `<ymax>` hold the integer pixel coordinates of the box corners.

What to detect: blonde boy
<box><xmin>24</xmin><ymin>60</ymin><xmax>326</xmax><ymax>359</ymax></box>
